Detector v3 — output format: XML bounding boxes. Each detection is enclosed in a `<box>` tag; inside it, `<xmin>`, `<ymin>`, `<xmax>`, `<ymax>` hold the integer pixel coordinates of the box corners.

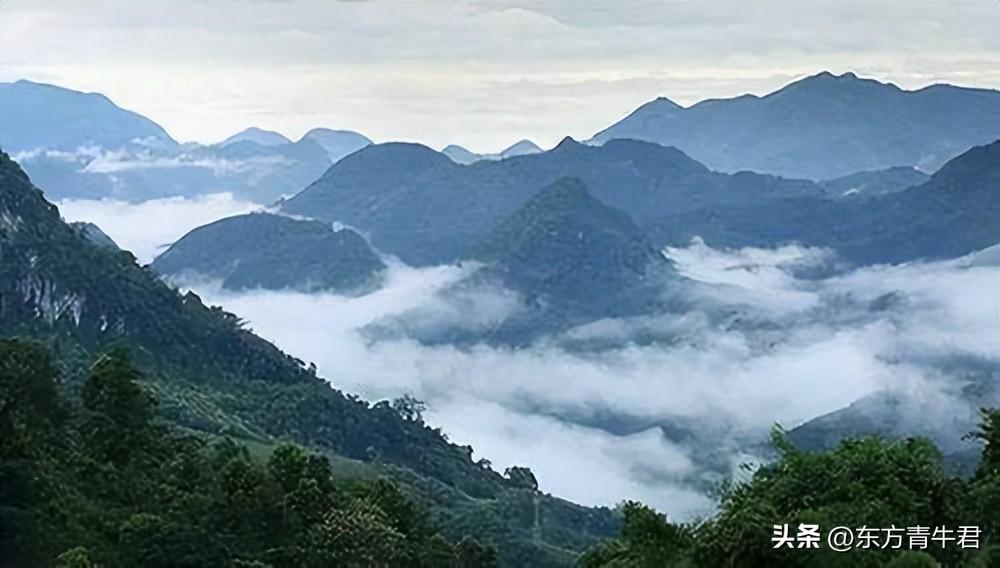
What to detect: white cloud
<box><xmin>40</xmin><ymin>195</ymin><xmax>998</xmax><ymax>514</ymax></box>
<box><xmin>167</xmin><ymin>241</ymin><xmax>998</xmax><ymax>518</ymax></box>
<box><xmin>56</xmin><ymin>193</ymin><xmax>261</xmax><ymax>263</ymax></box>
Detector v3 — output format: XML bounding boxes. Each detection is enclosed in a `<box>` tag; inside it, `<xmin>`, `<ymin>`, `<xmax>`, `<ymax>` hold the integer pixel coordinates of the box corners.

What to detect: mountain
<box><xmin>590</xmin><ymin>71</ymin><xmax>1000</xmax><ymax>179</ymax></box>
<box><xmin>218</xmin><ymin>126</ymin><xmax>292</xmax><ymax>147</ymax></box>
<box><xmin>299</xmin><ymin>128</ymin><xmax>373</xmax><ymax>162</ymax></box>
<box><xmin>152</xmin><ymin>212</ymin><xmax>386</xmax><ymax>293</ymax></box>
<box><xmin>442</xmin><ymin>139</ymin><xmax>544</xmax><ymax>164</ymax></box>
<box><xmin>442</xmin><ymin>144</ymin><xmax>483</xmax><ymax>164</ymax></box>
<box><xmin>0</xmin><ymin>79</ymin><xmax>177</xmax><ymax>153</ymax></box>
<box><xmin>789</xmin><ymin>356</ymin><xmax>999</xmax><ymax>475</ymax></box>
<box><xmin>0</xmin><ymin>81</ymin><xmax>370</xmax><ymax>202</ymax></box>
<box><xmin>281</xmin><ymin>137</ymin><xmax>823</xmax><ymax>265</ymax></box>
<box><xmin>650</xmin><ymin>140</ymin><xmax>1000</xmax><ymax>265</ymax></box>
<box><xmin>471</xmin><ymin>178</ymin><xmax>678</xmax><ymax>341</ymax></box>
<box><xmin>367</xmin><ymin>178</ymin><xmax>680</xmax><ymax>346</ymax></box>
<box><xmin>472</xmin><ymin>178</ymin><xmax>673</xmax><ymax>316</ymax></box>
<box><xmin>499</xmin><ymin>139</ymin><xmax>543</xmax><ymax>159</ymax></box>
<box><xmin>821</xmin><ymin>166</ymin><xmax>930</xmax><ymax>198</ymax></box>
<box><xmin>0</xmin><ymin>148</ymin><xmax>618</xmax><ymax>566</ymax></box>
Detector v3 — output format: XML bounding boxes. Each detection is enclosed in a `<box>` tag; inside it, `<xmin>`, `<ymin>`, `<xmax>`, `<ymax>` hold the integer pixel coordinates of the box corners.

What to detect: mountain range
<box><xmin>650</xmin><ymin>140</ymin><xmax>1000</xmax><ymax>265</ymax></box>
<box><xmin>590</xmin><ymin>71</ymin><xmax>1000</xmax><ymax>180</ymax></box>
<box><xmin>0</xmin><ymin>80</ymin><xmax>371</xmax><ymax>202</ymax></box>
<box><xmin>280</xmin><ymin>137</ymin><xmax>823</xmax><ymax>265</ymax></box>
<box><xmin>442</xmin><ymin>139</ymin><xmax>544</xmax><ymax>164</ymax></box>
<box><xmin>3</xmin><ymin>70</ymin><xmax>999</xmax><ymax>562</ymax></box>
<box><xmin>280</xmin><ymin>133</ymin><xmax>998</xmax><ymax>269</ymax></box>
<box><xmin>4</xmin><ymin>72</ymin><xmax>995</xmax><ymax>203</ymax></box>
<box><xmin>0</xmin><ymin>147</ymin><xmax>621</xmax><ymax>566</ymax></box>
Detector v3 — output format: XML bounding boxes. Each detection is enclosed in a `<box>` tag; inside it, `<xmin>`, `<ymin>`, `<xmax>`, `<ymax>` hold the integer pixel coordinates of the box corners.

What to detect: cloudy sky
<box><xmin>1</xmin><ymin>1</ymin><xmax>997</xmax><ymax>152</ymax></box>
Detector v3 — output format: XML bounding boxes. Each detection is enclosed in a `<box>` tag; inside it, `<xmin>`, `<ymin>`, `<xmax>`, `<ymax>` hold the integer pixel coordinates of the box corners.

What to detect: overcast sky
<box><xmin>1</xmin><ymin>1</ymin><xmax>997</xmax><ymax>152</ymax></box>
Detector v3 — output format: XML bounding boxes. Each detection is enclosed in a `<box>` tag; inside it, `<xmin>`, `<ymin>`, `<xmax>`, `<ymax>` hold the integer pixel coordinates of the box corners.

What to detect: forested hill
<box><xmin>0</xmin><ymin>339</ymin><xmax>499</xmax><ymax>567</ymax></box>
<box><xmin>0</xmin><ymin>149</ymin><xmax>619</xmax><ymax>566</ymax></box>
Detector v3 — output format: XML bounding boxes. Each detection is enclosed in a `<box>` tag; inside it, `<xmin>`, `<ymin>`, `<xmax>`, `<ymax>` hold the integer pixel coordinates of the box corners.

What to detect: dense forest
<box><xmin>580</xmin><ymin>414</ymin><xmax>1000</xmax><ymax>568</ymax></box>
<box><xmin>2</xmin><ymin>337</ymin><xmax>996</xmax><ymax>567</ymax></box>
<box><xmin>0</xmin><ymin>338</ymin><xmax>498</xmax><ymax>567</ymax></box>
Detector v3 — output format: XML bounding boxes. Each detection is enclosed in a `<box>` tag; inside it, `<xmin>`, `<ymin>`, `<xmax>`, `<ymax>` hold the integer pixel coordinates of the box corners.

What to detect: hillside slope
<box><xmin>152</xmin><ymin>212</ymin><xmax>387</xmax><ymax>293</ymax></box>
<box><xmin>0</xmin><ymin>149</ymin><xmax>618</xmax><ymax>566</ymax></box>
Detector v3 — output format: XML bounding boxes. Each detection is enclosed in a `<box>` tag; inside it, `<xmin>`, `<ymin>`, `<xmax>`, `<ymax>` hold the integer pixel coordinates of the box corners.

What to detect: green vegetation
<box><xmin>0</xmin><ymin>338</ymin><xmax>497</xmax><ymax>568</ymax></box>
<box><xmin>6</xmin><ymin>335</ymin><xmax>995</xmax><ymax>567</ymax></box>
<box><xmin>579</xmin><ymin>416</ymin><xmax>1000</xmax><ymax>568</ymax></box>
<box><xmin>150</xmin><ymin>212</ymin><xmax>387</xmax><ymax>294</ymax></box>
<box><xmin>0</xmin><ymin>149</ymin><xmax>620</xmax><ymax>566</ymax></box>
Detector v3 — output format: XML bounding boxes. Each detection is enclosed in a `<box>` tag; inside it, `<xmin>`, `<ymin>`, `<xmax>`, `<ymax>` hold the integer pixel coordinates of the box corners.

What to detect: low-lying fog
<box><xmin>57</xmin><ymin>193</ymin><xmax>261</xmax><ymax>263</ymax></box>
<box><xmin>60</xmin><ymin>198</ymin><xmax>1000</xmax><ymax>519</ymax></box>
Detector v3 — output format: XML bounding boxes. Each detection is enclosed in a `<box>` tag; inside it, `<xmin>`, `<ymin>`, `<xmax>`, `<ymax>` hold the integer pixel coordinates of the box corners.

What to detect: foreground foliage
<box><xmin>0</xmin><ymin>339</ymin><xmax>496</xmax><ymax>568</ymax></box>
<box><xmin>580</xmin><ymin>414</ymin><xmax>1000</xmax><ymax>568</ymax></box>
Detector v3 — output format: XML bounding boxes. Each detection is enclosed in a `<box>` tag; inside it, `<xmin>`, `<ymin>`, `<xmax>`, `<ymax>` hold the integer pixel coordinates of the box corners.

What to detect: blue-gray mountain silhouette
<box><xmin>0</xmin><ymin>80</ymin><xmax>177</xmax><ymax>153</ymax></box>
<box><xmin>651</xmin><ymin>140</ymin><xmax>1000</xmax><ymax>265</ymax></box>
<box><xmin>299</xmin><ymin>128</ymin><xmax>372</xmax><ymax>162</ymax></box>
<box><xmin>590</xmin><ymin>71</ymin><xmax>1000</xmax><ymax>180</ymax></box>
<box><xmin>281</xmin><ymin>137</ymin><xmax>822</xmax><ymax>265</ymax></box>
<box><xmin>0</xmin><ymin>80</ymin><xmax>370</xmax><ymax>202</ymax></box>
<box><xmin>152</xmin><ymin>212</ymin><xmax>386</xmax><ymax>293</ymax></box>
<box><xmin>821</xmin><ymin>166</ymin><xmax>930</xmax><ymax>198</ymax></box>
<box><xmin>442</xmin><ymin>139</ymin><xmax>543</xmax><ymax>164</ymax></box>
<box><xmin>219</xmin><ymin>126</ymin><xmax>292</xmax><ymax>147</ymax></box>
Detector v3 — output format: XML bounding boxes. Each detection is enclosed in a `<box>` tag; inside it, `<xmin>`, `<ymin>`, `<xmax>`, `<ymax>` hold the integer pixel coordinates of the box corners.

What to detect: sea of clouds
<box><xmin>60</xmin><ymin>198</ymin><xmax>999</xmax><ymax>520</ymax></box>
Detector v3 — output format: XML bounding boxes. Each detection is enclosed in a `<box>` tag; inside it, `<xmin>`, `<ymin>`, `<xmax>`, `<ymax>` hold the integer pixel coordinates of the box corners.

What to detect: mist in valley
<box><xmin>61</xmin><ymin>198</ymin><xmax>999</xmax><ymax>519</ymax></box>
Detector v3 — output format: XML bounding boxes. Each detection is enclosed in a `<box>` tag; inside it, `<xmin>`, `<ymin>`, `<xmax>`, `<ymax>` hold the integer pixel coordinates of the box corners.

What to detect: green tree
<box><xmin>80</xmin><ymin>349</ymin><xmax>155</xmax><ymax>465</ymax></box>
<box><xmin>0</xmin><ymin>339</ymin><xmax>59</xmax><ymax>568</ymax></box>
<box><xmin>0</xmin><ymin>339</ymin><xmax>60</xmax><ymax>458</ymax></box>
<box><xmin>578</xmin><ymin>502</ymin><xmax>691</xmax><ymax>568</ymax></box>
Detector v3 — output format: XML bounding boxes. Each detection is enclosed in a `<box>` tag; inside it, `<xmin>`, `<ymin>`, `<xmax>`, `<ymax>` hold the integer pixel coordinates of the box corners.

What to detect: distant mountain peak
<box><xmin>313</xmin><ymin>142</ymin><xmax>454</xmax><ymax>183</ymax></box>
<box><xmin>474</xmin><ymin>177</ymin><xmax>659</xmax><ymax>264</ymax></box>
<box><xmin>441</xmin><ymin>144</ymin><xmax>481</xmax><ymax>165</ymax></box>
<box><xmin>219</xmin><ymin>127</ymin><xmax>292</xmax><ymax>148</ymax></box>
<box><xmin>590</xmin><ymin>70</ymin><xmax>997</xmax><ymax>179</ymax></box>
<box><xmin>811</xmin><ymin>70</ymin><xmax>858</xmax><ymax>80</ymax></box>
<box><xmin>0</xmin><ymin>80</ymin><xmax>178</xmax><ymax>152</ymax></box>
<box><xmin>442</xmin><ymin>139</ymin><xmax>543</xmax><ymax>164</ymax></box>
<box><xmin>300</xmin><ymin>127</ymin><xmax>367</xmax><ymax>140</ymax></box>
<box><xmin>777</xmin><ymin>70</ymin><xmax>896</xmax><ymax>96</ymax></box>
<box><xmin>651</xmin><ymin>95</ymin><xmax>682</xmax><ymax>108</ymax></box>
<box><xmin>552</xmin><ymin>136</ymin><xmax>582</xmax><ymax>151</ymax></box>
<box><xmin>500</xmin><ymin>139</ymin><xmax>543</xmax><ymax>158</ymax></box>
<box><xmin>298</xmin><ymin>128</ymin><xmax>372</xmax><ymax>162</ymax></box>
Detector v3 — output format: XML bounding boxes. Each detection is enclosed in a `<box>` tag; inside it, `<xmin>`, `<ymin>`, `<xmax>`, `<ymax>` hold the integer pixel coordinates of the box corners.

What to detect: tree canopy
<box><xmin>0</xmin><ymin>338</ymin><xmax>497</xmax><ymax>568</ymax></box>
